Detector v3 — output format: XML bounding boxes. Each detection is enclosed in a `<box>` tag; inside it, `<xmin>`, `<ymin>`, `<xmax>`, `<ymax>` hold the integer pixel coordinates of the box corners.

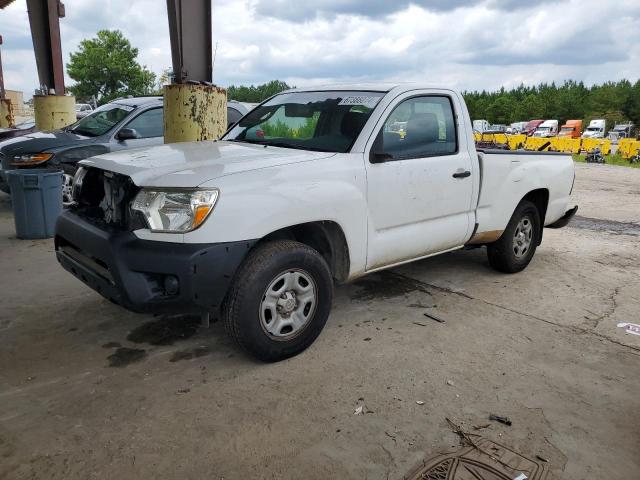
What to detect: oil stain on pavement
<box><xmin>570</xmin><ymin>216</ymin><xmax>640</xmax><ymax>236</ymax></box>
<box><xmin>127</xmin><ymin>315</ymin><xmax>201</xmax><ymax>346</ymax></box>
<box><xmin>107</xmin><ymin>347</ymin><xmax>147</xmax><ymax>367</ymax></box>
<box><xmin>350</xmin><ymin>270</ymin><xmax>433</xmax><ymax>302</ymax></box>
<box><xmin>169</xmin><ymin>345</ymin><xmax>212</xmax><ymax>362</ymax></box>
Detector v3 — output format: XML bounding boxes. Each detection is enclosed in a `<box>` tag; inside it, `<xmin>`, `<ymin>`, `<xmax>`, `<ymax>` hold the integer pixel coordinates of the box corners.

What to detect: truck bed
<box><xmin>473</xmin><ymin>149</ymin><xmax>574</xmax><ymax>239</ymax></box>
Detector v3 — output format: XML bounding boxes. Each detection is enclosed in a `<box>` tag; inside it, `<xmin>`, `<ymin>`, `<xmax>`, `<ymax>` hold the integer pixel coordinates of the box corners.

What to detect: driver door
<box><xmin>365</xmin><ymin>91</ymin><xmax>475</xmax><ymax>270</ymax></box>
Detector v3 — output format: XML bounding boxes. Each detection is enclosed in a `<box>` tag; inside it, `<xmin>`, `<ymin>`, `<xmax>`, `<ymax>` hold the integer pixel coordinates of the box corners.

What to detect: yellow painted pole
<box><xmin>33</xmin><ymin>95</ymin><xmax>76</xmax><ymax>131</ymax></box>
<box><xmin>163</xmin><ymin>84</ymin><xmax>227</xmax><ymax>143</ymax></box>
<box><xmin>0</xmin><ymin>98</ymin><xmax>14</xmax><ymax>128</ymax></box>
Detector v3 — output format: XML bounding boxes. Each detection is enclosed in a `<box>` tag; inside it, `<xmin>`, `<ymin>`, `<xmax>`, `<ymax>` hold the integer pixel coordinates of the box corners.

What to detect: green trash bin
<box><xmin>6</xmin><ymin>169</ymin><xmax>64</xmax><ymax>239</ymax></box>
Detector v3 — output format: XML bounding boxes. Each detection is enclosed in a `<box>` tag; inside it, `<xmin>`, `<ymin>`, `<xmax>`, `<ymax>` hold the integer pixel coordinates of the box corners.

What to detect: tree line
<box><xmin>463</xmin><ymin>80</ymin><xmax>640</xmax><ymax>128</ymax></box>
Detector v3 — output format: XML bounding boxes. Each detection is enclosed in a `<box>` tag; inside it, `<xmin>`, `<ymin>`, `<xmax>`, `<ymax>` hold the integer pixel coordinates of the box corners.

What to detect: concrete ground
<box><xmin>1</xmin><ymin>163</ymin><xmax>639</xmax><ymax>479</ymax></box>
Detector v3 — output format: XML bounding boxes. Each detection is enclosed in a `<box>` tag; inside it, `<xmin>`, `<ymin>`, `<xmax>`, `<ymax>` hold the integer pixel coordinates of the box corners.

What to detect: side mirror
<box><xmin>370</xmin><ymin>151</ymin><xmax>393</xmax><ymax>164</ymax></box>
<box><xmin>369</xmin><ymin>131</ymin><xmax>392</xmax><ymax>164</ymax></box>
<box><xmin>117</xmin><ymin>128</ymin><xmax>139</xmax><ymax>140</ymax></box>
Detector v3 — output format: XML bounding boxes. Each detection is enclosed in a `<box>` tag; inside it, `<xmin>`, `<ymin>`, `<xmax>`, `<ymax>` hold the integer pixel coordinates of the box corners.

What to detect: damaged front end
<box><xmin>54</xmin><ymin>167</ymin><xmax>255</xmax><ymax>315</ymax></box>
<box><xmin>70</xmin><ymin>167</ymin><xmax>146</xmax><ymax>231</ymax></box>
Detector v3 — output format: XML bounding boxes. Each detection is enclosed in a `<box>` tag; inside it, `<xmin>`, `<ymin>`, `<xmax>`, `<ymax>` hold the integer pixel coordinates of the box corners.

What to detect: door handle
<box><xmin>452</xmin><ymin>170</ymin><xmax>471</xmax><ymax>179</ymax></box>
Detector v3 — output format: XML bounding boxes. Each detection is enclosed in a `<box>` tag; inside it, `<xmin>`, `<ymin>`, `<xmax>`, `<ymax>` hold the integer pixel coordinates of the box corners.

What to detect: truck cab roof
<box><xmin>111</xmin><ymin>96</ymin><xmax>163</xmax><ymax>108</ymax></box>
<box><xmin>284</xmin><ymin>83</ymin><xmax>451</xmax><ymax>94</ymax></box>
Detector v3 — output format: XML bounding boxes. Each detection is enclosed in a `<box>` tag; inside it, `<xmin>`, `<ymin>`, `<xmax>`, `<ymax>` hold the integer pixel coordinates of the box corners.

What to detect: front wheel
<box><xmin>487</xmin><ymin>200</ymin><xmax>541</xmax><ymax>273</ymax></box>
<box><xmin>223</xmin><ymin>240</ymin><xmax>333</xmax><ymax>362</ymax></box>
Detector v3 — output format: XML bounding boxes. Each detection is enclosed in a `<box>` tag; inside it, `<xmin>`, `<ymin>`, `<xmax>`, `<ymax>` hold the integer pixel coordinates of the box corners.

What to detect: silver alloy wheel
<box><xmin>62</xmin><ymin>173</ymin><xmax>74</xmax><ymax>207</ymax></box>
<box><xmin>259</xmin><ymin>269</ymin><xmax>317</xmax><ymax>339</ymax></box>
<box><xmin>513</xmin><ymin>215</ymin><xmax>533</xmax><ymax>258</ymax></box>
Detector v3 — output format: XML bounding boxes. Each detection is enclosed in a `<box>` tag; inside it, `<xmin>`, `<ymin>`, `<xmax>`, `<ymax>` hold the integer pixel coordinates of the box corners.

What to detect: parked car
<box><xmin>75</xmin><ymin>103</ymin><xmax>94</xmax><ymax>119</ymax></box>
<box><xmin>533</xmin><ymin>120</ymin><xmax>559</xmax><ymax>137</ymax></box>
<box><xmin>227</xmin><ymin>100</ymin><xmax>254</xmax><ymax>128</ymax></box>
<box><xmin>1</xmin><ymin>97</ymin><xmax>252</xmax><ymax>205</ymax></box>
<box><xmin>0</xmin><ymin>97</ymin><xmax>164</xmax><ymax>205</ymax></box>
<box><xmin>522</xmin><ymin>119</ymin><xmax>544</xmax><ymax>136</ymax></box>
<box><xmin>0</xmin><ymin>119</ymin><xmax>36</xmax><ymax>141</ymax></box>
<box><xmin>558</xmin><ymin>120</ymin><xmax>582</xmax><ymax>138</ymax></box>
<box><xmin>55</xmin><ymin>84</ymin><xmax>577</xmax><ymax>361</ymax></box>
<box><xmin>582</xmin><ymin>119</ymin><xmax>606</xmax><ymax>138</ymax></box>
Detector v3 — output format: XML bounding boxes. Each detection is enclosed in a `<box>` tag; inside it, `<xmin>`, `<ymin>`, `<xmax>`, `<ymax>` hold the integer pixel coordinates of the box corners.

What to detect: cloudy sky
<box><xmin>1</xmin><ymin>0</ymin><xmax>639</xmax><ymax>97</ymax></box>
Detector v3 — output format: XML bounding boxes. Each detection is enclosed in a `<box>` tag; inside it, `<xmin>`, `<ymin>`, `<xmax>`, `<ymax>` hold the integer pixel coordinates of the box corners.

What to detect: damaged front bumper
<box><xmin>55</xmin><ymin>210</ymin><xmax>255</xmax><ymax>314</ymax></box>
<box><xmin>547</xmin><ymin>205</ymin><xmax>578</xmax><ymax>229</ymax></box>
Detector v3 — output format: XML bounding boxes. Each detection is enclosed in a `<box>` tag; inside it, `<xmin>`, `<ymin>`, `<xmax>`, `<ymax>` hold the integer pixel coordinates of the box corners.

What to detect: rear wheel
<box><xmin>223</xmin><ymin>240</ymin><xmax>333</xmax><ymax>362</ymax></box>
<box><xmin>487</xmin><ymin>200</ymin><xmax>541</xmax><ymax>273</ymax></box>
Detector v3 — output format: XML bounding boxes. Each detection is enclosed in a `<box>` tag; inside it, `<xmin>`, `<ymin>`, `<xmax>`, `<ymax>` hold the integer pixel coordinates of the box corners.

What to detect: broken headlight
<box><xmin>71</xmin><ymin>166</ymin><xmax>88</xmax><ymax>203</ymax></box>
<box><xmin>131</xmin><ymin>189</ymin><xmax>219</xmax><ymax>233</ymax></box>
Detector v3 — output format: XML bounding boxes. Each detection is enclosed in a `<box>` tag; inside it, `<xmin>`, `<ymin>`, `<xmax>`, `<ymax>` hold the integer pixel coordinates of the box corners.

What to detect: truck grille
<box><xmin>72</xmin><ymin>168</ymin><xmax>145</xmax><ymax>231</ymax></box>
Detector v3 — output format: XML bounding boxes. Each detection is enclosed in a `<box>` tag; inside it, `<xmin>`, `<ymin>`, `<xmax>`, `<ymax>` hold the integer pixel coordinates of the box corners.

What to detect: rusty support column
<box><xmin>164</xmin><ymin>84</ymin><xmax>227</xmax><ymax>143</ymax></box>
<box><xmin>26</xmin><ymin>0</ymin><xmax>75</xmax><ymax>129</ymax></box>
<box><xmin>0</xmin><ymin>33</ymin><xmax>15</xmax><ymax>128</ymax></box>
<box><xmin>164</xmin><ymin>0</ymin><xmax>226</xmax><ymax>143</ymax></box>
<box><xmin>33</xmin><ymin>94</ymin><xmax>75</xmax><ymax>130</ymax></box>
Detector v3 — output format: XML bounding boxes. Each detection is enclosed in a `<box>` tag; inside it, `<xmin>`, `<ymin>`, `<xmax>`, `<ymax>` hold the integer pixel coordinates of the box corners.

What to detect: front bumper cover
<box><xmin>55</xmin><ymin>210</ymin><xmax>256</xmax><ymax>314</ymax></box>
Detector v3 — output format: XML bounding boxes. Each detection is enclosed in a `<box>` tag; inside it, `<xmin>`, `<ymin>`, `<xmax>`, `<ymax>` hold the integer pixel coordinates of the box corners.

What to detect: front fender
<box><xmin>51</xmin><ymin>144</ymin><xmax>110</xmax><ymax>169</ymax></box>
<box><xmin>184</xmin><ymin>154</ymin><xmax>369</xmax><ymax>277</ymax></box>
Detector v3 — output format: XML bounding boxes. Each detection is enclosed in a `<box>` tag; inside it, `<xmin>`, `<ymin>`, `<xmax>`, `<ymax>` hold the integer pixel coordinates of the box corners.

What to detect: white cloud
<box><xmin>0</xmin><ymin>0</ymin><xmax>638</xmax><ymax>98</ymax></box>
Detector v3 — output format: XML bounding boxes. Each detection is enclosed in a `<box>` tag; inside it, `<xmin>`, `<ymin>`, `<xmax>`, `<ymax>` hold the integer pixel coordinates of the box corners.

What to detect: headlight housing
<box><xmin>71</xmin><ymin>166</ymin><xmax>88</xmax><ymax>203</ymax></box>
<box><xmin>11</xmin><ymin>152</ymin><xmax>53</xmax><ymax>166</ymax></box>
<box><xmin>131</xmin><ymin>189</ymin><xmax>219</xmax><ymax>233</ymax></box>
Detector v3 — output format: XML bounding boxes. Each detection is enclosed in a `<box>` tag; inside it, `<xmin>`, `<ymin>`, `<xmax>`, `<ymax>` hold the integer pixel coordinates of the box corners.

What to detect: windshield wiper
<box><xmin>263</xmin><ymin>141</ymin><xmax>332</xmax><ymax>152</ymax></box>
<box><xmin>70</xmin><ymin>128</ymin><xmax>99</xmax><ymax>137</ymax></box>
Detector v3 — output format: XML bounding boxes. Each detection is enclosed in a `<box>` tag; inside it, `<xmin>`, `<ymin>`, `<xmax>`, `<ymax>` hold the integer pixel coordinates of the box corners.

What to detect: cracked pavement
<box><xmin>1</xmin><ymin>163</ymin><xmax>639</xmax><ymax>479</ymax></box>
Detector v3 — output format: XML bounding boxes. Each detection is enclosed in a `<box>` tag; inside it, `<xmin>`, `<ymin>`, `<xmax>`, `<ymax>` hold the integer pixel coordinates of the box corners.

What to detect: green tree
<box><xmin>67</xmin><ymin>30</ymin><xmax>156</xmax><ymax>105</ymax></box>
<box><xmin>462</xmin><ymin>79</ymin><xmax>638</xmax><ymax>133</ymax></box>
<box><xmin>227</xmin><ymin>80</ymin><xmax>292</xmax><ymax>103</ymax></box>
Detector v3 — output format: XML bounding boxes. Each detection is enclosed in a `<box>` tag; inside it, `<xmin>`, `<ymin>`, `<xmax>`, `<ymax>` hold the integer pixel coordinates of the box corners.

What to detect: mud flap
<box><xmin>547</xmin><ymin>205</ymin><xmax>578</xmax><ymax>229</ymax></box>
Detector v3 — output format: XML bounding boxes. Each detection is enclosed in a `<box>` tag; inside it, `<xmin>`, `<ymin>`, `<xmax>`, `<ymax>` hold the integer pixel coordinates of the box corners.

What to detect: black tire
<box><xmin>222</xmin><ymin>240</ymin><xmax>333</xmax><ymax>362</ymax></box>
<box><xmin>487</xmin><ymin>200</ymin><xmax>541</xmax><ymax>273</ymax></box>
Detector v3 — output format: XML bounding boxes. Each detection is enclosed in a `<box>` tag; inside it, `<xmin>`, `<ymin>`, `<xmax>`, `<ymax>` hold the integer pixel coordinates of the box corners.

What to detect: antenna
<box><xmin>212</xmin><ymin>40</ymin><xmax>219</xmax><ymax>83</ymax></box>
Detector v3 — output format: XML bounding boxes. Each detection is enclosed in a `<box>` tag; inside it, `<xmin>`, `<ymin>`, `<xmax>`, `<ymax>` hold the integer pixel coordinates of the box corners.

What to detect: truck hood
<box><xmin>80</xmin><ymin>140</ymin><xmax>336</xmax><ymax>187</ymax></box>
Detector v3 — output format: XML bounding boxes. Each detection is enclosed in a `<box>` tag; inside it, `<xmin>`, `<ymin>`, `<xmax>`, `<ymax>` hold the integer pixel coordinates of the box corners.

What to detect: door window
<box><xmin>378</xmin><ymin>96</ymin><xmax>457</xmax><ymax>160</ymax></box>
<box><xmin>124</xmin><ymin>108</ymin><xmax>164</xmax><ymax>138</ymax></box>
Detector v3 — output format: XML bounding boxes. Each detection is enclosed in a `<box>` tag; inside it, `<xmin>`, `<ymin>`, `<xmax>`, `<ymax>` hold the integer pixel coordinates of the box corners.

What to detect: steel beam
<box><xmin>166</xmin><ymin>0</ymin><xmax>212</xmax><ymax>83</ymax></box>
<box><xmin>26</xmin><ymin>0</ymin><xmax>65</xmax><ymax>94</ymax></box>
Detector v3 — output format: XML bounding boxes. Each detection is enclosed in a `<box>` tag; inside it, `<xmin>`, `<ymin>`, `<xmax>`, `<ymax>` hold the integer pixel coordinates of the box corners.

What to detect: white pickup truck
<box><xmin>55</xmin><ymin>84</ymin><xmax>577</xmax><ymax>361</ymax></box>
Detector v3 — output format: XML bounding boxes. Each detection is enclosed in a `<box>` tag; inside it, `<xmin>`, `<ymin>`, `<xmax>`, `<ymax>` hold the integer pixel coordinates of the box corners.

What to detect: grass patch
<box><xmin>573</xmin><ymin>153</ymin><xmax>640</xmax><ymax>168</ymax></box>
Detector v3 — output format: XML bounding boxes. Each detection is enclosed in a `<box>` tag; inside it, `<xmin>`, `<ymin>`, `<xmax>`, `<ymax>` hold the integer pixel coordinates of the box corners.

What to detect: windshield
<box><xmin>586</xmin><ymin>127</ymin><xmax>600</xmax><ymax>131</ymax></box>
<box><xmin>223</xmin><ymin>90</ymin><xmax>385</xmax><ymax>153</ymax></box>
<box><xmin>560</xmin><ymin>127</ymin><xmax>573</xmax><ymax>132</ymax></box>
<box><xmin>69</xmin><ymin>103</ymin><xmax>133</xmax><ymax>137</ymax></box>
<box><xmin>16</xmin><ymin>119</ymin><xmax>35</xmax><ymax>130</ymax></box>
<box><xmin>537</xmin><ymin>127</ymin><xmax>551</xmax><ymax>131</ymax></box>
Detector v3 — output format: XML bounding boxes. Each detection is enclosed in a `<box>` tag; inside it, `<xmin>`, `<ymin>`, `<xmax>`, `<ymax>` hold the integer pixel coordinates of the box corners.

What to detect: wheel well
<box><xmin>259</xmin><ymin>221</ymin><xmax>350</xmax><ymax>283</ymax></box>
<box><xmin>521</xmin><ymin>188</ymin><xmax>549</xmax><ymax>244</ymax></box>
